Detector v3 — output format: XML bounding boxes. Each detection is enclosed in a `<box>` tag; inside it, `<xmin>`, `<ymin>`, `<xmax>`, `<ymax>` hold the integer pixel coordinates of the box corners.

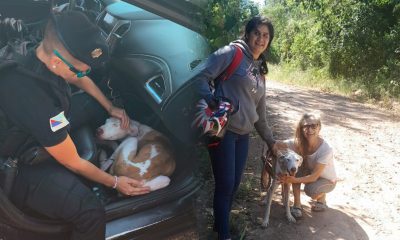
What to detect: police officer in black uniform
<box><xmin>0</xmin><ymin>11</ymin><xmax>150</xmax><ymax>239</ymax></box>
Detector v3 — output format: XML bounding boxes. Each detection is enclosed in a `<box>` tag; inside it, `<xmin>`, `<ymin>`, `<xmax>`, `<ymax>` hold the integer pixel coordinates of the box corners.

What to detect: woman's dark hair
<box><xmin>243</xmin><ymin>15</ymin><xmax>274</xmax><ymax>75</ymax></box>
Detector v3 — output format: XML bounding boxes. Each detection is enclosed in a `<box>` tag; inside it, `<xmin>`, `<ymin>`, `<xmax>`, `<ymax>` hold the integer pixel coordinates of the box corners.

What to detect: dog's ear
<box><xmin>275</xmin><ymin>150</ymin><xmax>285</xmax><ymax>158</ymax></box>
<box><xmin>128</xmin><ymin>125</ymin><xmax>139</xmax><ymax>136</ymax></box>
<box><xmin>128</xmin><ymin>128</ymin><xmax>135</xmax><ymax>135</ymax></box>
<box><xmin>297</xmin><ymin>155</ymin><xmax>303</xmax><ymax>165</ymax></box>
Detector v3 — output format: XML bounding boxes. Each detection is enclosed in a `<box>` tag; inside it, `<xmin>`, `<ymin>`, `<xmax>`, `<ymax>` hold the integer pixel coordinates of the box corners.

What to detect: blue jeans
<box><xmin>208</xmin><ymin>130</ymin><xmax>249</xmax><ymax>239</ymax></box>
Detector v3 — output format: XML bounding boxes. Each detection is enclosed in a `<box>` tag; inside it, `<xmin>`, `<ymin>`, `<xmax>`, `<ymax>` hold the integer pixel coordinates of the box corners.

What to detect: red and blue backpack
<box><xmin>192</xmin><ymin>45</ymin><xmax>243</xmax><ymax>147</ymax></box>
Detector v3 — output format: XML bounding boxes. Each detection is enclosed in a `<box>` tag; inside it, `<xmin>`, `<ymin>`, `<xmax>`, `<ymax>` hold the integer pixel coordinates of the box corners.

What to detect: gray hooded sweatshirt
<box><xmin>196</xmin><ymin>40</ymin><xmax>275</xmax><ymax>148</ymax></box>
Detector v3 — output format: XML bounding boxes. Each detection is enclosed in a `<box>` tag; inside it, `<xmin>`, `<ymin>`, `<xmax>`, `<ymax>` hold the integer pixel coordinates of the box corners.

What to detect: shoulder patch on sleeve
<box><xmin>49</xmin><ymin>111</ymin><xmax>69</xmax><ymax>132</ymax></box>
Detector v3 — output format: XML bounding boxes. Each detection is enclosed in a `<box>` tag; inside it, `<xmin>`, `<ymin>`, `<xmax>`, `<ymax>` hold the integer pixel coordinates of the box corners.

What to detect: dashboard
<box><xmin>87</xmin><ymin>0</ymin><xmax>209</xmax><ymax>141</ymax></box>
<box><xmin>96</xmin><ymin>11</ymin><xmax>131</xmax><ymax>52</ymax></box>
<box><xmin>94</xmin><ymin>1</ymin><xmax>208</xmax><ymax>110</ymax></box>
<box><xmin>96</xmin><ymin>1</ymin><xmax>160</xmax><ymax>47</ymax></box>
<box><xmin>99</xmin><ymin>12</ymin><xmax>118</xmax><ymax>35</ymax></box>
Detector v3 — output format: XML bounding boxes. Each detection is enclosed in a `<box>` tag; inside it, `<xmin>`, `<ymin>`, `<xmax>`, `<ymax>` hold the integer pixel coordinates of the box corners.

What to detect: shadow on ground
<box><xmin>265</xmin><ymin>83</ymin><xmax>398</xmax><ymax>136</ymax></box>
<box><xmin>247</xmin><ymin>199</ymin><xmax>369</xmax><ymax>240</ymax></box>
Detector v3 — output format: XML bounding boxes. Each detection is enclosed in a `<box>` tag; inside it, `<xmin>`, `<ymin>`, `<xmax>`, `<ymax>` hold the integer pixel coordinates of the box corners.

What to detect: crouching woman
<box><xmin>280</xmin><ymin>112</ymin><xmax>337</xmax><ymax>218</ymax></box>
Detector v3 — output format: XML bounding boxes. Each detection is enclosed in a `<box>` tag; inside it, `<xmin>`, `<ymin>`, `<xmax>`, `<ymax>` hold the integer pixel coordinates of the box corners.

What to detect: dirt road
<box><xmin>194</xmin><ymin>80</ymin><xmax>400</xmax><ymax>240</ymax></box>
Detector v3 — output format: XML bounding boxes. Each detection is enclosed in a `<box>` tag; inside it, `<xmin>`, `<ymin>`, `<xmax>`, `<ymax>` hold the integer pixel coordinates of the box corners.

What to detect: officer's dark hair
<box><xmin>242</xmin><ymin>15</ymin><xmax>274</xmax><ymax>75</ymax></box>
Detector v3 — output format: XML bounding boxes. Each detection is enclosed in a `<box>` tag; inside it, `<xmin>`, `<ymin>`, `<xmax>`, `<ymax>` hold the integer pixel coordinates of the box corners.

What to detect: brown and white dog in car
<box><xmin>96</xmin><ymin>117</ymin><xmax>176</xmax><ymax>192</ymax></box>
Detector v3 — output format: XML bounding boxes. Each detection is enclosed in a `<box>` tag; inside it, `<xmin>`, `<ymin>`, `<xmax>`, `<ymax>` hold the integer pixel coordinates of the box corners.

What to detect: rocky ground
<box><xmin>179</xmin><ymin>80</ymin><xmax>400</xmax><ymax>240</ymax></box>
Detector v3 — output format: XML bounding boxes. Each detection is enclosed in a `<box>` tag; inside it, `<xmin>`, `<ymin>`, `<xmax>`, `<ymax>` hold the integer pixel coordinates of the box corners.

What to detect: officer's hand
<box><xmin>108</xmin><ymin>106</ymin><xmax>130</xmax><ymax>129</ymax></box>
<box><xmin>116</xmin><ymin>176</ymin><xmax>151</xmax><ymax>196</ymax></box>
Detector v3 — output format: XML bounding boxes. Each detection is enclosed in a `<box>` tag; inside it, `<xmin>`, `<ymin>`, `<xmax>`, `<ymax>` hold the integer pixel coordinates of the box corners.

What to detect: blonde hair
<box><xmin>294</xmin><ymin>112</ymin><xmax>322</xmax><ymax>159</ymax></box>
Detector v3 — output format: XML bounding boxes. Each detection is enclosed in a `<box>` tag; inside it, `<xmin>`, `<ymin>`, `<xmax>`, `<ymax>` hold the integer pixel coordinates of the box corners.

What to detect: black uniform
<box><xmin>0</xmin><ymin>9</ymin><xmax>111</xmax><ymax>239</ymax></box>
<box><xmin>0</xmin><ymin>50</ymin><xmax>70</xmax><ymax>148</ymax></box>
<box><xmin>0</xmin><ymin>50</ymin><xmax>105</xmax><ymax>239</ymax></box>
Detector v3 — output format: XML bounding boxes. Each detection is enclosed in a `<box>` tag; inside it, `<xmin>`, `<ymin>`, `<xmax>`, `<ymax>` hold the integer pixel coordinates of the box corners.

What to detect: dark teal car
<box><xmin>0</xmin><ymin>0</ymin><xmax>209</xmax><ymax>239</ymax></box>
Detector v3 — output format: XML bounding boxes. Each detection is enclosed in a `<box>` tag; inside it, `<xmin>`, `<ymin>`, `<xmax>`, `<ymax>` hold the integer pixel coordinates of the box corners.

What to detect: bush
<box><xmin>263</xmin><ymin>0</ymin><xmax>400</xmax><ymax>100</ymax></box>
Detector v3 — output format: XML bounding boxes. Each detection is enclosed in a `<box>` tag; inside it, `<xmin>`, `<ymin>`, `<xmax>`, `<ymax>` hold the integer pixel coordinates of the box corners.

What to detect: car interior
<box><xmin>0</xmin><ymin>0</ymin><xmax>209</xmax><ymax>239</ymax></box>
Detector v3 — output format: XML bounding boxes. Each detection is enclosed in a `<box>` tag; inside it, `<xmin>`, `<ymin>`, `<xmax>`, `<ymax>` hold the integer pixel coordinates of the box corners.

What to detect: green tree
<box><xmin>202</xmin><ymin>0</ymin><xmax>259</xmax><ymax>50</ymax></box>
<box><xmin>263</xmin><ymin>0</ymin><xmax>400</xmax><ymax>98</ymax></box>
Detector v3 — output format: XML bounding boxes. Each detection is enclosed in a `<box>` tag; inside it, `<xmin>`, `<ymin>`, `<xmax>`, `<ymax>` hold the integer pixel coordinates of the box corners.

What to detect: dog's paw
<box><xmin>261</xmin><ymin>219</ymin><xmax>270</xmax><ymax>228</ymax></box>
<box><xmin>144</xmin><ymin>176</ymin><xmax>170</xmax><ymax>191</ymax></box>
<box><xmin>287</xmin><ymin>213</ymin><xmax>297</xmax><ymax>223</ymax></box>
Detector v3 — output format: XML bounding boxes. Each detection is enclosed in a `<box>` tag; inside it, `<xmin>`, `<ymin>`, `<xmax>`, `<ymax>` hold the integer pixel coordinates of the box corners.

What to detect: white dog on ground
<box><xmin>261</xmin><ymin>148</ymin><xmax>303</xmax><ymax>228</ymax></box>
<box><xmin>96</xmin><ymin>117</ymin><xmax>176</xmax><ymax>191</ymax></box>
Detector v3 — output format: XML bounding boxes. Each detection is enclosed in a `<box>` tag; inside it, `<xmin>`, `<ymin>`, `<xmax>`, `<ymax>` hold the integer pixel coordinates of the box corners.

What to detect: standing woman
<box><xmin>196</xmin><ymin>16</ymin><xmax>284</xmax><ymax>239</ymax></box>
<box><xmin>280</xmin><ymin>112</ymin><xmax>337</xmax><ymax>218</ymax></box>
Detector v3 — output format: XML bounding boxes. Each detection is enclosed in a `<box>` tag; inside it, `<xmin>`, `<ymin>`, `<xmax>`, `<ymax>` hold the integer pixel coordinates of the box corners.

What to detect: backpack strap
<box><xmin>220</xmin><ymin>45</ymin><xmax>244</xmax><ymax>81</ymax></box>
<box><xmin>212</xmin><ymin>44</ymin><xmax>244</xmax><ymax>97</ymax></box>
